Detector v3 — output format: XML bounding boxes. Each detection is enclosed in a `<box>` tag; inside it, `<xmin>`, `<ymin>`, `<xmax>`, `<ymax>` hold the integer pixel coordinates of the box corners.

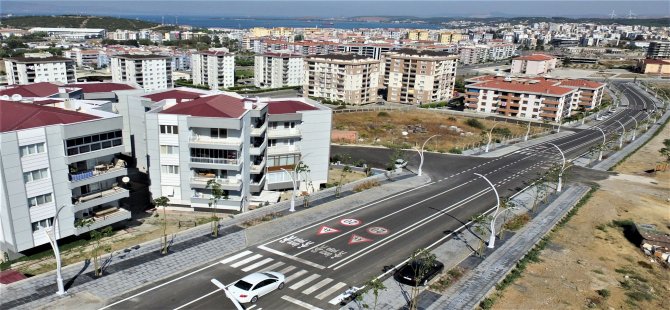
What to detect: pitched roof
<box><xmin>160</xmin><ymin>95</ymin><xmax>247</xmax><ymax>118</ymax></box>
<box><xmin>142</xmin><ymin>89</ymin><xmax>203</xmax><ymax>103</ymax></box>
<box><xmin>556</xmin><ymin>79</ymin><xmax>605</xmax><ymax>89</ymax></box>
<box><xmin>0</xmin><ymin>82</ymin><xmax>61</xmax><ymax>98</ymax></box>
<box><xmin>65</xmin><ymin>82</ymin><xmax>137</xmax><ymax>93</ymax></box>
<box><xmin>267</xmin><ymin>100</ymin><xmax>318</xmax><ymax>114</ymax></box>
<box><xmin>471</xmin><ymin>80</ymin><xmax>575</xmax><ymax>96</ymax></box>
<box><xmin>0</xmin><ymin>100</ymin><xmax>99</xmax><ymax>132</ymax></box>
<box><xmin>514</xmin><ymin>54</ymin><xmax>556</xmax><ymax>61</ymax></box>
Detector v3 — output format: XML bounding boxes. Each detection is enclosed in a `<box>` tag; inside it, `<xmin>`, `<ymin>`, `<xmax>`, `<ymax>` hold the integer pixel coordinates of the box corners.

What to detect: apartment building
<box><xmin>646</xmin><ymin>41</ymin><xmax>670</xmax><ymax>59</ymax></box>
<box><xmin>0</xmin><ymin>98</ymin><xmax>129</xmax><ymax>258</ymax></box>
<box><xmin>408</xmin><ymin>30</ymin><xmax>430</xmax><ymax>41</ymax></box>
<box><xmin>303</xmin><ymin>54</ymin><xmax>381</xmax><ymax>105</ymax></box>
<box><xmin>458</xmin><ymin>45</ymin><xmax>490</xmax><ymax>65</ymax></box>
<box><xmin>438</xmin><ymin>32</ymin><xmax>463</xmax><ymax>44</ymax></box>
<box><xmin>191</xmin><ymin>49</ymin><xmax>235</xmax><ymax>89</ymax></box>
<box><xmin>337</xmin><ymin>44</ymin><xmax>394</xmax><ymax>60</ymax></box>
<box><xmin>511</xmin><ymin>54</ymin><xmax>558</xmax><ymax>75</ymax></box>
<box><xmin>254</xmin><ymin>53</ymin><xmax>304</xmax><ymax>88</ymax></box>
<box><xmin>637</xmin><ymin>58</ymin><xmax>670</xmax><ymax>75</ymax></box>
<box><xmin>382</xmin><ymin>49</ymin><xmax>459</xmax><ymax>104</ymax></box>
<box><xmin>111</xmin><ymin>54</ymin><xmax>173</xmax><ymax>91</ymax></box>
<box><xmin>64</xmin><ymin>48</ymin><xmax>102</xmax><ymax>68</ymax></box>
<box><xmin>487</xmin><ymin>42</ymin><xmax>517</xmax><ymax>61</ymax></box>
<box><xmin>555</xmin><ymin>78</ymin><xmax>606</xmax><ymax>112</ymax></box>
<box><xmin>4</xmin><ymin>54</ymin><xmax>76</xmax><ymax>85</ymax></box>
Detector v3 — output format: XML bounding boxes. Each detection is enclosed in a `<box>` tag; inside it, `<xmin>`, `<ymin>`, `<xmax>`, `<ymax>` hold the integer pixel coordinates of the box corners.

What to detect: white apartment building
<box><xmin>0</xmin><ymin>98</ymin><xmax>130</xmax><ymax>258</ymax></box>
<box><xmin>4</xmin><ymin>54</ymin><xmax>76</xmax><ymax>85</ymax></box>
<box><xmin>254</xmin><ymin>52</ymin><xmax>304</xmax><ymax>88</ymax></box>
<box><xmin>303</xmin><ymin>54</ymin><xmax>381</xmax><ymax>105</ymax></box>
<box><xmin>458</xmin><ymin>45</ymin><xmax>490</xmax><ymax>65</ymax></box>
<box><xmin>191</xmin><ymin>49</ymin><xmax>235</xmax><ymax>89</ymax></box>
<box><xmin>111</xmin><ymin>54</ymin><xmax>173</xmax><ymax>91</ymax></box>
<box><xmin>511</xmin><ymin>54</ymin><xmax>558</xmax><ymax>75</ymax></box>
<box><xmin>382</xmin><ymin>49</ymin><xmax>459</xmax><ymax>104</ymax></box>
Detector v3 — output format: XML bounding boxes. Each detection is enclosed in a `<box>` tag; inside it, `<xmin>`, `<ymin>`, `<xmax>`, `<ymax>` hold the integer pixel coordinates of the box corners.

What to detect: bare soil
<box><xmin>493</xmin><ymin>123</ymin><xmax>670</xmax><ymax>309</ymax></box>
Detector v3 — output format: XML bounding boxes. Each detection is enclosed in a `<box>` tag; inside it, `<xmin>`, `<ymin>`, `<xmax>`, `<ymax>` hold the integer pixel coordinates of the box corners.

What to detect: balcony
<box><xmin>73</xmin><ymin>186</ymin><xmax>130</xmax><ymax>213</ymax></box>
<box><xmin>69</xmin><ymin>161</ymin><xmax>128</xmax><ymax>189</ymax></box>
<box><xmin>465</xmin><ymin>92</ymin><xmax>480</xmax><ymax>96</ymax></box>
<box><xmin>189</xmin><ymin>136</ymin><xmax>242</xmax><ymax>150</ymax></box>
<box><xmin>251</xmin><ymin>158</ymin><xmax>266</xmax><ymax>174</ymax></box>
<box><xmin>250</xmin><ymin>175</ymin><xmax>266</xmax><ymax>193</ymax></box>
<box><xmin>543</xmin><ymin>100</ymin><xmax>560</xmax><ymax>105</ymax></box>
<box><xmin>540</xmin><ymin>112</ymin><xmax>558</xmax><ymax>119</ymax></box>
<box><xmin>542</xmin><ymin>106</ymin><xmax>559</xmax><ymax>112</ymax></box>
<box><xmin>464</xmin><ymin>97</ymin><xmax>479</xmax><ymax>103</ymax></box>
<box><xmin>250</xmin><ymin>139</ymin><xmax>267</xmax><ymax>156</ymax></box>
<box><xmin>267</xmin><ymin>145</ymin><xmax>300</xmax><ymax>155</ymax></box>
<box><xmin>190</xmin><ymin>157</ymin><xmax>242</xmax><ymax>170</ymax></box>
<box><xmin>74</xmin><ymin>207</ymin><xmax>131</xmax><ymax>235</ymax></box>
<box><xmin>250</xmin><ymin>122</ymin><xmax>268</xmax><ymax>137</ymax></box>
<box><xmin>190</xmin><ymin>176</ymin><xmax>242</xmax><ymax>191</ymax></box>
<box><xmin>268</xmin><ymin>128</ymin><xmax>301</xmax><ymax>139</ymax></box>
<box><xmin>190</xmin><ymin>194</ymin><xmax>244</xmax><ymax>210</ymax></box>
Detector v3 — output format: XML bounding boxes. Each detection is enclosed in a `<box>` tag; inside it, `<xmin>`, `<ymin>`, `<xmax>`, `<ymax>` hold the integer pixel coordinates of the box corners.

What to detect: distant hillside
<box><xmin>0</xmin><ymin>15</ymin><xmax>159</xmax><ymax>31</ymax></box>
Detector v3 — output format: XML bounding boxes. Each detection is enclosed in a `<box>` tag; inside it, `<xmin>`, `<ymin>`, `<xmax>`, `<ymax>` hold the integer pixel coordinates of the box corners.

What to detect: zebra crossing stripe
<box><xmin>285</xmin><ymin>270</ymin><xmax>308</xmax><ymax>283</ymax></box>
<box><xmin>278</xmin><ymin>265</ymin><xmax>296</xmax><ymax>274</ymax></box>
<box><xmin>242</xmin><ymin>257</ymin><xmax>274</xmax><ymax>272</ymax></box>
<box><xmin>219</xmin><ymin>250</ymin><xmax>252</xmax><ymax>264</ymax></box>
<box><xmin>261</xmin><ymin>261</ymin><xmax>285</xmax><ymax>272</ymax></box>
<box><xmin>230</xmin><ymin>254</ymin><xmax>262</xmax><ymax>268</ymax></box>
<box><xmin>301</xmin><ymin>278</ymin><xmax>332</xmax><ymax>295</ymax></box>
<box><xmin>315</xmin><ymin>282</ymin><xmax>347</xmax><ymax>300</ymax></box>
<box><xmin>289</xmin><ymin>274</ymin><xmax>320</xmax><ymax>290</ymax></box>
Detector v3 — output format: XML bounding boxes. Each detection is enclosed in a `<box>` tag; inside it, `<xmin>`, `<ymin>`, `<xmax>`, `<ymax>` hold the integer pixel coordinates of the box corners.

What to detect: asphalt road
<box><xmin>103</xmin><ymin>82</ymin><xmax>655</xmax><ymax>310</ymax></box>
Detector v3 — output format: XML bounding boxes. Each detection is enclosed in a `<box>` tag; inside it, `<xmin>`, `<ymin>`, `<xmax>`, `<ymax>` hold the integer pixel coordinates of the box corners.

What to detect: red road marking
<box><xmin>366</xmin><ymin>226</ymin><xmax>389</xmax><ymax>235</ymax></box>
<box><xmin>317</xmin><ymin>225</ymin><xmax>340</xmax><ymax>235</ymax></box>
<box><xmin>340</xmin><ymin>218</ymin><xmax>361</xmax><ymax>226</ymax></box>
<box><xmin>348</xmin><ymin>234</ymin><xmax>373</xmax><ymax>245</ymax></box>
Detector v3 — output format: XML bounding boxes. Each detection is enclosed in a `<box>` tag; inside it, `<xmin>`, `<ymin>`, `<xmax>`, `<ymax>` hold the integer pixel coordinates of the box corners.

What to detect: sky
<box><xmin>2</xmin><ymin>1</ymin><xmax>669</xmax><ymax>18</ymax></box>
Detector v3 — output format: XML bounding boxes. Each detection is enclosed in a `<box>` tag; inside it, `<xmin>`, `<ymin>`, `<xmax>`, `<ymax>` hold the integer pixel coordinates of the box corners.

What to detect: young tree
<box><xmin>497</xmin><ymin>197</ymin><xmax>516</xmax><ymax>239</ymax></box>
<box><xmin>335</xmin><ymin>165</ymin><xmax>352</xmax><ymax>198</ymax></box>
<box><xmin>354</xmin><ymin>277</ymin><xmax>387</xmax><ymax>310</ymax></box>
<box><xmin>154</xmin><ymin>196</ymin><xmax>170</xmax><ymax>255</ymax></box>
<box><xmin>471</xmin><ymin>213</ymin><xmax>491</xmax><ymax>257</ymax></box>
<box><xmin>407</xmin><ymin>248</ymin><xmax>437</xmax><ymax>310</ymax></box>
<box><xmin>206</xmin><ymin>179</ymin><xmax>229</xmax><ymax>237</ymax></box>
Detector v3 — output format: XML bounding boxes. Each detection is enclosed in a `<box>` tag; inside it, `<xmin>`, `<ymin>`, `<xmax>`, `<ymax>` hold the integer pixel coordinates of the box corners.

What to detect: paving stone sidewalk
<box><xmin>1</xmin><ymin>171</ymin><xmax>429</xmax><ymax>310</ymax></box>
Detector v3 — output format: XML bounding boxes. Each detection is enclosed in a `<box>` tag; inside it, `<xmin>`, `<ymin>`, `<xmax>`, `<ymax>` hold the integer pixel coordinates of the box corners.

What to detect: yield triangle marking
<box><xmin>317</xmin><ymin>225</ymin><xmax>340</xmax><ymax>235</ymax></box>
<box><xmin>348</xmin><ymin>234</ymin><xmax>373</xmax><ymax>245</ymax></box>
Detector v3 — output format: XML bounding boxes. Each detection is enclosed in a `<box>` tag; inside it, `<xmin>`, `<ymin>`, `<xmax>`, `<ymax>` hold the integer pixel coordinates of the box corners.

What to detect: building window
<box><xmin>27</xmin><ymin>193</ymin><xmax>53</xmax><ymax>207</ymax></box>
<box><xmin>160</xmin><ymin>145</ymin><xmax>179</xmax><ymax>155</ymax></box>
<box><xmin>31</xmin><ymin>218</ymin><xmax>54</xmax><ymax>232</ymax></box>
<box><xmin>65</xmin><ymin>130</ymin><xmax>122</xmax><ymax>156</ymax></box>
<box><xmin>20</xmin><ymin>142</ymin><xmax>46</xmax><ymax>157</ymax></box>
<box><xmin>24</xmin><ymin>168</ymin><xmax>49</xmax><ymax>183</ymax></box>
<box><xmin>160</xmin><ymin>125</ymin><xmax>179</xmax><ymax>134</ymax></box>
<box><xmin>210</xmin><ymin>128</ymin><xmax>227</xmax><ymax>139</ymax></box>
<box><xmin>161</xmin><ymin>165</ymin><xmax>179</xmax><ymax>174</ymax></box>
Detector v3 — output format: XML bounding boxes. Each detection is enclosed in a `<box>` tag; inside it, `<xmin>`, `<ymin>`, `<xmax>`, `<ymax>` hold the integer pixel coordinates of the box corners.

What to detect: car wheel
<box><xmin>278</xmin><ymin>282</ymin><xmax>285</xmax><ymax>290</ymax></box>
<box><xmin>251</xmin><ymin>296</ymin><xmax>258</xmax><ymax>303</ymax></box>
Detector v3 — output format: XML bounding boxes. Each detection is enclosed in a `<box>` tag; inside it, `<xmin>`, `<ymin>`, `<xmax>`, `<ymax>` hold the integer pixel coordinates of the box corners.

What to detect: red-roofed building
<box><xmin>65</xmin><ymin>82</ymin><xmax>138</xmax><ymax>102</ymax></box>
<box><xmin>0</xmin><ymin>98</ymin><xmax>129</xmax><ymax>256</ymax></box>
<box><xmin>0</xmin><ymin>82</ymin><xmax>63</xmax><ymax>98</ymax></box>
<box><xmin>160</xmin><ymin>94</ymin><xmax>248</xmax><ymax>118</ymax></box>
<box><xmin>142</xmin><ymin>89</ymin><xmax>204</xmax><ymax>103</ymax></box>
<box><xmin>511</xmin><ymin>53</ymin><xmax>558</xmax><ymax>75</ymax></box>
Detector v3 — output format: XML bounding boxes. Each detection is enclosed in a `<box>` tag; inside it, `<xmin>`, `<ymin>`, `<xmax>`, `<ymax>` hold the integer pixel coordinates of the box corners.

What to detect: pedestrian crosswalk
<box><xmin>219</xmin><ymin>250</ymin><xmax>348</xmax><ymax>305</ymax></box>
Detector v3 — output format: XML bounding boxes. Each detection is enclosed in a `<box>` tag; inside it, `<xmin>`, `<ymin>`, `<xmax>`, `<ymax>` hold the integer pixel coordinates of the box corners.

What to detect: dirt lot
<box><xmin>333</xmin><ymin>110</ymin><xmax>539</xmax><ymax>152</ymax></box>
<box><xmin>494</xmin><ymin>123</ymin><xmax>670</xmax><ymax>309</ymax></box>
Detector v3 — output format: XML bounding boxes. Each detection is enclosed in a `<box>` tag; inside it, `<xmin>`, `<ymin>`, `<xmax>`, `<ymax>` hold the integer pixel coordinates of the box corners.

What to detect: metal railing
<box><xmin>190</xmin><ymin>157</ymin><xmax>239</xmax><ymax>165</ymax></box>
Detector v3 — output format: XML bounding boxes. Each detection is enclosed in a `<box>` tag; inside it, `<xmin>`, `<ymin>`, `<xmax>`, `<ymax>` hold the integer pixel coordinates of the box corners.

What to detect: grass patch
<box><xmin>503</xmin><ymin>213</ymin><xmax>531</xmax><ymax>231</ymax></box>
<box><xmin>429</xmin><ymin>267</ymin><xmax>464</xmax><ymax>292</ymax></box>
<box><xmin>597</xmin><ymin>288</ymin><xmax>611</xmax><ymax>298</ymax></box>
<box><xmin>595</xmin><ymin>223</ymin><xmax>608</xmax><ymax>232</ymax></box>
<box><xmin>240</xmin><ymin>212</ymin><xmax>283</xmax><ymax>228</ymax></box>
<box><xmin>353</xmin><ymin>180</ymin><xmax>380</xmax><ymax>192</ymax></box>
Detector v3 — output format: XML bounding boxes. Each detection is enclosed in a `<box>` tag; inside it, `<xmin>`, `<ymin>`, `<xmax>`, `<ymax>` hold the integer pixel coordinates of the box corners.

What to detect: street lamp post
<box><xmin>615</xmin><ymin>120</ymin><xmax>626</xmax><ymax>149</ymax></box>
<box><xmin>45</xmin><ymin>205</ymin><xmax>68</xmax><ymax>296</ymax></box>
<box><xmin>548</xmin><ymin>143</ymin><xmax>566</xmax><ymax>192</ymax></box>
<box><xmin>629</xmin><ymin>115</ymin><xmax>638</xmax><ymax>141</ymax></box>
<box><xmin>644</xmin><ymin>111</ymin><xmax>652</xmax><ymax>131</ymax></box>
<box><xmin>594</xmin><ymin>127</ymin><xmax>606</xmax><ymax>161</ymax></box>
<box><xmin>524</xmin><ymin>120</ymin><xmax>531</xmax><ymax>142</ymax></box>
<box><xmin>484</xmin><ymin>123</ymin><xmax>498</xmax><ymax>153</ymax></box>
<box><xmin>280</xmin><ymin>168</ymin><xmax>297</xmax><ymax>212</ymax></box>
<box><xmin>416</xmin><ymin>134</ymin><xmax>440</xmax><ymax>177</ymax></box>
<box><xmin>474</xmin><ymin>173</ymin><xmax>500</xmax><ymax>249</ymax></box>
<box><xmin>211</xmin><ymin>279</ymin><xmax>244</xmax><ymax>310</ymax></box>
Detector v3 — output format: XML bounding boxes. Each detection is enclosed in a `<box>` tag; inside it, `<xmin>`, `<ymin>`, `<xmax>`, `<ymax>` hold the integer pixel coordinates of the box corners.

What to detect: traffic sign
<box><xmin>367</xmin><ymin>226</ymin><xmax>389</xmax><ymax>235</ymax></box>
<box><xmin>340</xmin><ymin>218</ymin><xmax>361</xmax><ymax>226</ymax></box>
<box><xmin>348</xmin><ymin>234</ymin><xmax>373</xmax><ymax>245</ymax></box>
<box><xmin>317</xmin><ymin>225</ymin><xmax>340</xmax><ymax>235</ymax></box>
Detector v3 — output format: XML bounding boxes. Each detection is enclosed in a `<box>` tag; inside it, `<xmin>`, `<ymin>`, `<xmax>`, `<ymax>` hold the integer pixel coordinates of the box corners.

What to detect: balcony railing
<box><xmin>251</xmin><ymin>158</ymin><xmax>266</xmax><ymax>173</ymax></box>
<box><xmin>267</xmin><ymin>145</ymin><xmax>300</xmax><ymax>155</ymax></box>
<box><xmin>190</xmin><ymin>176</ymin><xmax>242</xmax><ymax>190</ymax></box>
<box><xmin>190</xmin><ymin>157</ymin><xmax>239</xmax><ymax>165</ymax></box>
<box><xmin>74</xmin><ymin>207</ymin><xmax>131</xmax><ymax>235</ymax></box>
<box><xmin>250</xmin><ymin>123</ymin><xmax>268</xmax><ymax>136</ymax></box>
<box><xmin>72</xmin><ymin>186</ymin><xmax>130</xmax><ymax>212</ymax></box>
<box><xmin>268</xmin><ymin>128</ymin><xmax>301</xmax><ymax>139</ymax></box>
<box><xmin>69</xmin><ymin>160</ymin><xmax>126</xmax><ymax>182</ymax></box>
<box><xmin>189</xmin><ymin>136</ymin><xmax>242</xmax><ymax>146</ymax></box>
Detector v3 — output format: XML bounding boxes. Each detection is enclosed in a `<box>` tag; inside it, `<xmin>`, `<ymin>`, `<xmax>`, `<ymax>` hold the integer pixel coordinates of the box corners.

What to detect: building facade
<box><xmin>303</xmin><ymin>54</ymin><xmax>381</xmax><ymax>105</ymax></box>
<box><xmin>191</xmin><ymin>50</ymin><xmax>235</xmax><ymax>89</ymax></box>
<box><xmin>382</xmin><ymin>49</ymin><xmax>459</xmax><ymax>104</ymax></box>
<box><xmin>646</xmin><ymin>41</ymin><xmax>670</xmax><ymax>59</ymax></box>
<box><xmin>0</xmin><ymin>99</ymin><xmax>129</xmax><ymax>258</ymax></box>
<box><xmin>4</xmin><ymin>55</ymin><xmax>76</xmax><ymax>85</ymax></box>
<box><xmin>510</xmin><ymin>54</ymin><xmax>558</xmax><ymax>75</ymax></box>
<box><xmin>254</xmin><ymin>53</ymin><xmax>304</xmax><ymax>88</ymax></box>
<box><xmin>111</xmin><ymin>54</ymin><xmax>173</xmax><ymax>91</ymax></box>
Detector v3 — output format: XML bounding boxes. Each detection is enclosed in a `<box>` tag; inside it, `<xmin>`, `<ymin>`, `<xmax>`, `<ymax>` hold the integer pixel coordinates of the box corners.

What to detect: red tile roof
<box><xmin>65</xmin><ymin>82</ymin><xmax>137</xmax><ymax>93</ymax></box>
<box><xmin>267</xmin><ymin>101</ymin><xmax>318</xmax><ymax>114</ymax></box>
<box><xmin>0</xmin><ymin>82</ymin><xmax>61</xmax><ymax>98</ymax></box>
<box><xmin>0</xmin><ymin>100</ymin><xmax>100</xmax><ymax>132</ymax></box>
<box><xmin>142</xmin><ymin>89</ymin><xmax>203</xmax><ymax>103</ymax></box>
<box><xmin>514</xmin><ymin>54</ymin><xmax>556</xmax><ymax>61</ymax></box>
<box><xmin>160</xmin><ymin>95</ymin><xmax>247</xmax><ymax>118</ymax></box>
<box><xmin>471</xmin><ymin>80</ymin><xmax>575</xmax><ymax>96</ymax></box>
<box><xmin>556</xmin><ymin>79</ymin><xmax>606</xmax><ymax>89</ymax></box>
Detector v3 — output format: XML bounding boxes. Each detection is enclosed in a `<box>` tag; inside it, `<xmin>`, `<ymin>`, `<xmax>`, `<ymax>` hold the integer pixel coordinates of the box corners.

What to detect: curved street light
<box><xmin>614</xmin><ymin>120</ymin><xmax>626</xmax><ymax>149</ymax></box>
<box><xmin>474</xmin><ymin>173</ymin><xmax>500</xmax><ymax>249</ymax></box>
<box><xmin>484</xmin><ymin>123</ymin><xmax>499</xmax><ymax>153</ymax></box>
<box><xmin>629</xmin><ymin>115</ymin><xmax>639</xmax><ymax>141</ymax></box>
<box><xmin>416</xmin><ymin>134</ymin><xmax>440</xmax><ymax>177</ymax></box>
<box><xmin>524</xmin><ymin>120</ymin><xmax>531</xmax><ymax>142</ymax></box>
<box><xmin>548</xmin><ymin>143</ymin><xmax>566</xmax><ymax>192</ymax></box>
<box><xmin>280</xmin><ymin>168</ymin><xmax>297</xmax><ymax>212</ymax></box>
<box><xmin>594</xmin><ymin>127</ymin><xmax>606</xmax><ymax>161</ymax></box>
<box><xmin>45</xmin><ymin>205</ymin><xmax>69</xmax><ymax>296</ymax></box>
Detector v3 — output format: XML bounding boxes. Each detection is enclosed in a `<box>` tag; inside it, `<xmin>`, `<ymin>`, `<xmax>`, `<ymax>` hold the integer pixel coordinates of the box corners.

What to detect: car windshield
<box><xmin>261</xmin><ymin>272</ymin><xmax>278</xmax><ymax>279</ymax></box>
<box><xmin>233</xmin><ymin>280</ymin><xmax>253</xmax><ymax>291</ymax></box>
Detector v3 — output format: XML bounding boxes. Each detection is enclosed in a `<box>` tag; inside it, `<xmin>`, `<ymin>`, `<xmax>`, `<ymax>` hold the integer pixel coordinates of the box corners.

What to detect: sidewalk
<box><xmin>1</xmin><ymin>171</ymin><xmax>430</xmax><ymax>310</ymax></box>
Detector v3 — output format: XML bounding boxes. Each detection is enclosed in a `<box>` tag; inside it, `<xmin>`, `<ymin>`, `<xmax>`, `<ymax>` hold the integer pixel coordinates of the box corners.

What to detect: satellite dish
<box><xmin>121</xmin><ymin>176</ymin><xmax>130</xmax><ymax>184</ymax></box>
<box><xmin>11</xmin><ymin>94</ymin><xmax>22</xmax><ymax>101</ymax></box>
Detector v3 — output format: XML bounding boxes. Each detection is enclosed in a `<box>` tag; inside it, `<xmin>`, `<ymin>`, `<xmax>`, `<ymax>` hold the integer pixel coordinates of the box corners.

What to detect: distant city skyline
<box><xmin>3</xmin><ymin>1</ymin><xmax>670</xmax><ymax>19</ymax></box>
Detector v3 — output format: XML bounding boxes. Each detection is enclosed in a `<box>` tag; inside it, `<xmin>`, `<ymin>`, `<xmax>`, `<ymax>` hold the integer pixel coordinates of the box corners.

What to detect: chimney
<box><xmin>163</xmin><ymin>98</ymin><xmax>177</xmax><ymax>109</ymax></box>
<box><xmin>243</xmin><ymin>98</ymin><xmax>254</xmax><ymax>110</ymax></box>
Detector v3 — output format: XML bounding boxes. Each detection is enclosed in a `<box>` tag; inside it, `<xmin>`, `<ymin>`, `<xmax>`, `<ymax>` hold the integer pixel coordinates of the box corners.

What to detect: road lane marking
<box><xmin>281</xmin><ymin>296</ymin><xmax>323</xmax><ymax>310</ymax></box>
<box><xmin>262</xmin><ymin>261</ymin><xmax>285</xmax><ymax>272</ymax></box>
<box><xmin>172</xmin><ymin>289</ymin><xmax>219</xmax><ymax>310</ymax></box>
<box><xmin>289</xmin><ymin>274</ymin><xmax>321</xmax><ymax>290</ymax></box>
<box><xmin>315</xmin><ymin>282</ymin><xmax>348</xmax><ymax>300</ymax></box>
<box><xmin>247</xmin><ymin>306</ymin><xmax>256</xmax><ymax>310</ymax></box>
<box><xmin>285</xmin><ymin>269</ymin><xmax>308</xmax><ymax>283</ymax></box>
<box><xmin>219</xmin><ymin>250</ymin><xmax>253</xmax><ymax>264</ymax></box>
<box><xmin>278</xmin><ymin>265</ymin><xmax>297</xmax><ymax>274</ymax></box>
<box><xmin>257</xmin><ymin>245</ymin><xmax>326</xmax><ymax>269</ymax></box>
<box><xmin>242</xmin><ymin>257</ymin><xmax>274</xmax><ymax>272</ymax></box>
<box><xmin>230</xmin><ymin>254</ymin><xmax>262</xmax><ymax>268</ymax></box>
<box><xmin>301</xmin><ymin>278</ymin><xmax>333</xmax><ymax>295</ymax></box>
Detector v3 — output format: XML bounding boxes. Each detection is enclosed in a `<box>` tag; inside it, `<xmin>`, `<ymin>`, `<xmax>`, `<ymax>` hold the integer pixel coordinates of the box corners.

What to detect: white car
<box><xmin>227</xmin><ymin>272</ymin><xmax>285</xmax><ymax>303</ymax></box>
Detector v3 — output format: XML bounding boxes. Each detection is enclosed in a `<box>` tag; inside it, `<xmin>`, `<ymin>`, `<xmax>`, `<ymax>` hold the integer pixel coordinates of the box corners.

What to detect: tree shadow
<box><xmin>64</xmin><ymin>258</ymin><xmax>90</xmax><ymax>290</ymax></box>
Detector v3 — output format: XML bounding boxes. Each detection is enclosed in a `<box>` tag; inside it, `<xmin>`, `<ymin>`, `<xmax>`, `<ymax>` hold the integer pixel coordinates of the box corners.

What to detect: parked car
<box><xmin>393</xmin><ymin>259</ymin><xmax>444</xmax><ymax>286</ymax></box>
<box><xmin>227</xmin><ymin>272</ymin><xmax>285</xmax><ymax>303</ymax></box>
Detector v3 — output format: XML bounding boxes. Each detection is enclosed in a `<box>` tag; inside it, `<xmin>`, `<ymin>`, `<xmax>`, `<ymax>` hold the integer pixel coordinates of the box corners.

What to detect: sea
<box><xmin>127</xmin><ymin>15</ymin><xmax>442</xmax><ymax>30</ymax></box>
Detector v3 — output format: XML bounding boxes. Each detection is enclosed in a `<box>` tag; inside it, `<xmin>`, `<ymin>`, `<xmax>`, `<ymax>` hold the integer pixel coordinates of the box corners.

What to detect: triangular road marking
<box><xmin>348</xmin><ymin>234</ymin><xmax>373</xmax><ymax>245</ymax></box>
<box><xmin>317</xmin><ymin>225</ymin><xmax>340</xmax><ymax>235</ymax></box>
